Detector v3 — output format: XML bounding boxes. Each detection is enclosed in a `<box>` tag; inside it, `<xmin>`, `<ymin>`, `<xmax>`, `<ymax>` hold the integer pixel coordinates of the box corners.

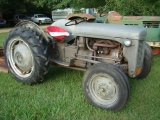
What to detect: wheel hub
<box><xmin>90</xmin><ymin>74</ymin><xmax>117</xmax><ymax>102</ymax></box>
<box><xmin>97</xmin><ymin>83</ymin><xmax>110</xmax><ymax>99</ymax></box>
<box><xmin>15</xmin><ymin>52</ymin><xmax>23</xmax><ymax>64</ymax></box>
<box><xmin>14</xmin><ymin>42</ymin><xmax>33</xmax><ymax>72</ymax></box>
<box><xmin>95</xmin><ymin>78</ymin><xmax>116</xmax><ymax>100</ymax></box>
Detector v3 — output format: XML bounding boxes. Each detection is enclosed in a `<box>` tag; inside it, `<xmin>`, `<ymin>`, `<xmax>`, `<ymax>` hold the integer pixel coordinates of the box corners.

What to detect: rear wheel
<box><xmin>136</xmin><ymin>51</ymin><xmax>151</xmax><ymax>79</ymax></box>
<box><xmin>83</xmin><ymin>63</ymin><xmax>130</xmax><ymax>111</ymax></box>
<box><xmin>4</xmin><ymin>26</ymin><xmax>50</xmax><ymax>85</ymax></box>
<box><xmin>145</xmin><ymin>43</ymin><xmax>152</xmax><ymax>59</ymax></box>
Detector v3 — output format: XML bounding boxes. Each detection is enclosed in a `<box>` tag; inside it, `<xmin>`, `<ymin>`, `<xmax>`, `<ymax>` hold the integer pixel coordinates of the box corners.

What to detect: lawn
<box><xmin>0</xmin><ymin>32</ymin><xmax>8</xmax><ymax>46</ymax></box>
<box><xmin>0</xmin><ymin>32</ymin><xmax>160</xmax><ymax>120</ymax></box>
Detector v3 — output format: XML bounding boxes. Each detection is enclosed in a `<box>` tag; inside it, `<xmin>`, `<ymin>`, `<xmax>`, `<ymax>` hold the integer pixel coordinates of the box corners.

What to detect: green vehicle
<box><xmin>96</xmin><ymin>11</ymin><xmax>160</xmax><ymax>55</ymax></box>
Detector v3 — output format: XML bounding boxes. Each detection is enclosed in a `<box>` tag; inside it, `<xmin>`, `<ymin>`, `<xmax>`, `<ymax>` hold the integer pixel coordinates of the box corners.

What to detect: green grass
<box><xmin>0</xmin><ymin>32</ymin><xmax>160</xmax><ymax>120</ymax></box>
<box><xmin>0</xmin><ymin>32</ymin><xmax>8</xmax><ymax>46</ymax></box>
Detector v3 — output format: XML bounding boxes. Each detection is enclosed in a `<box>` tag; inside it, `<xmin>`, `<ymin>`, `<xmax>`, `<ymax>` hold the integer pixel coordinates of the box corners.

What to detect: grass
<box><xmin>0</xmin><ymin>32</ymin><xmax>8</xmax><ymax>46</ymax></box>
<box><xmin>0</xmin><ymin>32</ymin><xmax>160</xmax><ymax>120</ymax></box>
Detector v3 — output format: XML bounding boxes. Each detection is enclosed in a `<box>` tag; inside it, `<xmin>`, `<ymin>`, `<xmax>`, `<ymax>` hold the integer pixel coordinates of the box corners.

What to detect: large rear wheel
<box><xmin>145</xmin><ymin>43</ymin><xmax>152</xmax><ymax>59</ymax></box>
<box><xmin>82</xmin><ymin>63</ymin><xmax>130</xmax><ymax>111</ymax></box>
<box><xmin>4</xmin><ymin>27</ymin><xmax>50</xmax><ymax>85</ymax></box>
<box><xmin>136</xmin><ymin>51</ymin><xmax>151</xmax><ymax>79</ymax></box>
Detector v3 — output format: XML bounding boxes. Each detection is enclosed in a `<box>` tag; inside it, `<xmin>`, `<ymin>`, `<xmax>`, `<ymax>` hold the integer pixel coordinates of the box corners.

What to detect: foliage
<box><xmin>50</xmin><ymin>0</ymin><xmax>160</xmax><ymax>16</ymax></box>
<box><xmin>104</xmin><ymin>0</ymin><xmax>160</xmax><ymax>15</ymax></box>
<box><xmin>0</xmin><ymin>32</ymin><xmax>7</xmax><ymax>46</ymax></box>
<box><xmin>0</xmin><ymin>0</ymin><xmax>160</xmax><ymax>19</ymax></box>
<box><xmin>69</xmin><ymin>0</ymin><xmax>106</xmax><ymax>9</ymax></box>
<box><xmin>0</xmin><ymin>0</ymin><xmax>55</xmax><ymax>18</ymax></box>
<box><xmin>51</xmin><ymin>0</ymin><xmax>70</xmax><ymax>9</ymax></box>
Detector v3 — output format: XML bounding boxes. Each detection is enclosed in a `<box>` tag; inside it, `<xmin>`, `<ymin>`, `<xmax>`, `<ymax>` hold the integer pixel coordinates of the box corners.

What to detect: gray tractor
<box><xmin>4</xmin><ymin>19</ymin><xmax>151</xmax><ymax>111</ymax></box>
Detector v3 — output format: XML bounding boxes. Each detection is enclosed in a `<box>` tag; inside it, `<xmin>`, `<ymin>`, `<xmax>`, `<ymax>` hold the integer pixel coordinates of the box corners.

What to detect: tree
<box><xmin>69</xmin><ymin>0</ymin><xmax>105</xmax><ymax>8</ymax></box>
<box><xmin>0</xmin><ymin>0</ymin><xmax>160</xmax><ymax>19</ymax></box>
<box><xmin>0</xmin><ymin>0</ymin><xmax>59</xmax><ymax>18</ymax></box>
<box><xmin>67</xmin><ymin>0</ymin><xmax>160</xmax><ymax>16</ymax></box>
<box><xmin>105</xmin><ymin>0</ymin><xmax>160</xmax><ymax>16</ymax></box>
<box><xmin>0</xmin><ymin>0</ymin><xmax>34</xmax><ymax>18</ymax></box>
<box><xmin>0</xmin><ymin>0</ymin><xmax>9</xmax><ymax>18</ymax></box>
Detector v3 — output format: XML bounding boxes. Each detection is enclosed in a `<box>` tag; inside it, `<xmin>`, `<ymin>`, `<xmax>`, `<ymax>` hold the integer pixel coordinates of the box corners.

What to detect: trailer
<box><xmin>103</xmin><ymin>11</ymin><xmax>160</xmax><ymax>55</ymax></box>
<box><xmin>52</xmin><ymin>8</ymin><xmax>96</xmax><ymax>22</ymax></box>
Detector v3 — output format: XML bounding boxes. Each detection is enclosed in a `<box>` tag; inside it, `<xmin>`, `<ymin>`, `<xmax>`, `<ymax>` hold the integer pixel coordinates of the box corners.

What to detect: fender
<box><xmin>15</xmin><ymin>20</ymin><xmax>50</xmax><ymax>43</ymax></box>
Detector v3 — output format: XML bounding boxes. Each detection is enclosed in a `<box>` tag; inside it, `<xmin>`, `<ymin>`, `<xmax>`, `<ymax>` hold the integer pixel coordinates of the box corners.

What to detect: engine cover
<box><xmin>73</xmin><ymin>23</ymin><xmax>146</xmax><ymax>40</ymax></box>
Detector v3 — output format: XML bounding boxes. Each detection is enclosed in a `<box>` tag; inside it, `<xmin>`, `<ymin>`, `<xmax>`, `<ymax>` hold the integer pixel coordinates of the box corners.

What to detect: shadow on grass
<box><xmin>45</xmin><ymin>65</ymin><xmax>84</xmax><ymax>83</ymax></box>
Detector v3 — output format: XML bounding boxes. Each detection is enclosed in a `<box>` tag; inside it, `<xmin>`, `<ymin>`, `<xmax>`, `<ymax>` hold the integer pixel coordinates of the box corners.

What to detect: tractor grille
<box><xmin>137</xmin><ymin>41</ymin><xmax>144</xmax><ymax>67</ymax></box>
<box><xmin>143</xmin><ymin>21</ymin><xmax>160</xmax><ymax>28</ymax></box>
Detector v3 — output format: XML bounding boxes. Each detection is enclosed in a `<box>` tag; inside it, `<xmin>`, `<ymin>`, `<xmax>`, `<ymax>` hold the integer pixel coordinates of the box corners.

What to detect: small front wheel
<box><xmin>83</xmin><ymin>63</ymin><xmax>130</xmax><ymax>111</ymax></box>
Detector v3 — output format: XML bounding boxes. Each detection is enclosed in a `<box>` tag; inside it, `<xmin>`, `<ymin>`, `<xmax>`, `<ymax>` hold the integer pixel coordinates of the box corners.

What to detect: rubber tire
<box><xmin>83</xmin><ymin>63</ymin><xmax>130</xmax><ymax>111</ymax></box>
<box><xmin>136</xmin><ymin>51</ymin><xmax>151</xmax><ymax>79</ymax></box>
<box><xmin>145</xmin><ymin>43</ymin><xmax>152</xmax><ymax>59</ymax></box>
<box><xmin>4</xmin><ymin>26</ymin><xmax>50</xmax><ymax>85</ymax></box>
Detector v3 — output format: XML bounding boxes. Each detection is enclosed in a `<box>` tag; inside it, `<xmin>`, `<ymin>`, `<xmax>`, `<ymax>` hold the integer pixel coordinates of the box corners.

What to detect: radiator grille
<box><xmin>143</xmin><ymin>21</ymin><xmax>160</xmax><ymax>28</ymax></box>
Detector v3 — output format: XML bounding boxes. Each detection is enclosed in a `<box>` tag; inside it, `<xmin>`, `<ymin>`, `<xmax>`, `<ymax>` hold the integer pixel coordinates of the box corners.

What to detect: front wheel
<box><xmin>82</xmin><ymin>63</ymin><xmax>130</xmax><ymax>111</ymax></box>
<box><xmin>4</xmin><ymin>26</ymin><xmax>50</xmax><ymax>85</ymax></box>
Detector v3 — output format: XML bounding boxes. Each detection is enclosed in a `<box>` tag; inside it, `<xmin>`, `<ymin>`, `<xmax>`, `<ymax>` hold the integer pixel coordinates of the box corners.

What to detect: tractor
<box><xmin>0</xmin><ymin>19</ymin><xmax>151</xmax><ymax>111</ymax></box>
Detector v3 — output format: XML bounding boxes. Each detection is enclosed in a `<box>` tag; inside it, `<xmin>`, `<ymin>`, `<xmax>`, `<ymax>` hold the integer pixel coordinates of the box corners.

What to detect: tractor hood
<box><xmin>52</xmin><ymin>19</ymin><xmax>146</xmax><ymax>41</ymax></box>
<box><xmin>73</xmin><ymin>23</ymin><xmax>146</xmax><ymax>40</ymax></box>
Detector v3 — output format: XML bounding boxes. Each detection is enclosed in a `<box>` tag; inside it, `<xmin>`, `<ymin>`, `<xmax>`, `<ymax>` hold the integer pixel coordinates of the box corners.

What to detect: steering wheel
<box><xmin>65</xmin><ymin>17</ymin><xmax>87</xmax><ymax>26</ymax></box>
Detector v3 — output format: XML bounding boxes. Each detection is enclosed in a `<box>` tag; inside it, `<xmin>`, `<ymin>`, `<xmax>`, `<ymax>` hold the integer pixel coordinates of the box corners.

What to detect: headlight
<box><xmin>124</xmin><ymin>40</ymin><xmax>132</xmax><ymax>47</ymax></box>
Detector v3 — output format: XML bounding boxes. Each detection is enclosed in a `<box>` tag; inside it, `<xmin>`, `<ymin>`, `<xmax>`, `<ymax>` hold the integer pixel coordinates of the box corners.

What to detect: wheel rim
<box><xmin>89</xmin><ymin>73</ymin><xmax>118</xmax><ymax>106</ymax></box>
<box><xmin>7</xmin><ymin>37</ymin><xmax>34</xmax><ymax>78</ymax></box>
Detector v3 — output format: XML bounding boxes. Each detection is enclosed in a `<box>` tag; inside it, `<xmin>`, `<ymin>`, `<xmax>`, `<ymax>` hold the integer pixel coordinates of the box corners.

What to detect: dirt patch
<box><xmin>0</xmin><ymin>28</ymin><xmax>11</xmax><ymax>33</ymax></box>
<box><xmin>0</xmin><ymin>25</ymin><xmax>49</xmax><ymax>33</ymax></box>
